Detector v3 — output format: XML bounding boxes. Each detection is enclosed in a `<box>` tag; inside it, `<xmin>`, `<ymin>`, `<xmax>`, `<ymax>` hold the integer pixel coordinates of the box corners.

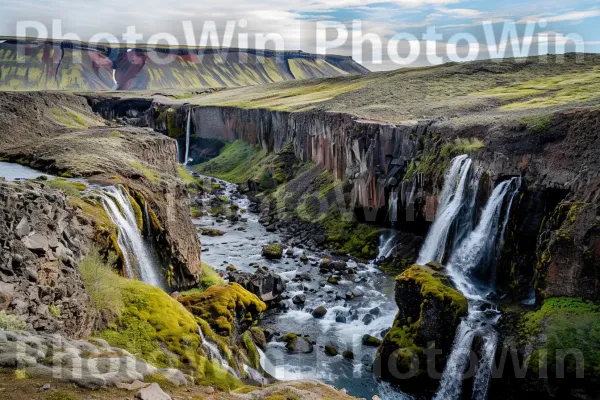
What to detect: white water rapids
<box><xmin>184</xmin><ymin>109</ymin><xmax>192</xmax><ymax>166</ymax></box>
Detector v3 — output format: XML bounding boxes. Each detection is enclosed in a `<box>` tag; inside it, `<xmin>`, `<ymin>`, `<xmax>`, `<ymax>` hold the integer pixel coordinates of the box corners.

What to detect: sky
<box><xmin>0</xmin><ymin>0</ymin><xmax>599</xmax><ymax>70</ymax></box>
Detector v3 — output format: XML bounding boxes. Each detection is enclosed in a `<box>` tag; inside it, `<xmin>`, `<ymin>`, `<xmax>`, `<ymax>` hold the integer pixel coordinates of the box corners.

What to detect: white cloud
<box><xmin>518</xmin><ymin>10</ymin><xmax>600</xmax><ymax>24</ymax></box>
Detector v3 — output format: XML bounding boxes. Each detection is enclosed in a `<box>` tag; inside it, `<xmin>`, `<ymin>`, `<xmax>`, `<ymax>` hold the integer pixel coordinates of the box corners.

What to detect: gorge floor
<box><xmin>193</xmin><ymin>174</ymin><xmax>409</xmax><ymax>399</ymax></box>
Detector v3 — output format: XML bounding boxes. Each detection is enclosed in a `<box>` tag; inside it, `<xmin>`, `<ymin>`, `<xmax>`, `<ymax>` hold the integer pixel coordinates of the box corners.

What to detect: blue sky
<box><xmin>0</xmin><ymin>0</ymin><xmax>598</xmax><ymax>70</ymax></box>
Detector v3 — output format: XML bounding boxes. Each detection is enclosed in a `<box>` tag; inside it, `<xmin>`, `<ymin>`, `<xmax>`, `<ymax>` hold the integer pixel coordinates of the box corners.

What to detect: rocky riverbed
<box><xmin>190</xmin><ymin>173</ymin><xmax>410</xmax><ymax>399</ymax></box>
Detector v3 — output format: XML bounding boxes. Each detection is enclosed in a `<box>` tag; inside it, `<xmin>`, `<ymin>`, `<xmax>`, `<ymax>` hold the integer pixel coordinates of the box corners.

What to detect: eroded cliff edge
<box><xmin>0</xmin><ymin>91</ymin><xmax>202</xmax><ymax>289</ymax></box>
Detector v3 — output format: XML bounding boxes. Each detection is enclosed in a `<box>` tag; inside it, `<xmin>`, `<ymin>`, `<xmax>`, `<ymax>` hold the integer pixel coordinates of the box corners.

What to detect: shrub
<box><xmin>441</xmin><ymin>138</ymin><xmax>485</xmax><ymax>158</ymax></box>
<box><xmin>14</xmin><ymin>369</ymin><xmax>28</xmax><ymax>380</ymax></box>
<box><xmin>0</xmin><ymin>311</ymin><xmax>26</xmax><ymax>331</ymax></box>
<box><xmin>48</xmin><ymin>305</ymin><xmax>61</xmax><ymax>318</ymax></box>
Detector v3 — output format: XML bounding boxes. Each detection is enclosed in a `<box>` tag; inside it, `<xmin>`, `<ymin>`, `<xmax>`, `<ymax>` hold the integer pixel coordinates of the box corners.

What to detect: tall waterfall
<box><xmin>99</xmin><ymin>186</ymin><xmax>163</xmax><ymax>289</ymax></box>
<box><xmin>389</xmin><ymin>187</ymin><xmax>399</xmax><ymax>225</ymax></box>
<box><xmin>433</xmin><ymin>176</ymin><xmax>521</xmax><ymax>400</ymax></box>
<box><xmin>184</xmin><ymin>109</ymin><xmax>192</xmax><ymax>166</ymax></box>
<box><xmin>417</xmin><ymin>155</ymin><xmax>474</xmax><ymax>265</ymax></box>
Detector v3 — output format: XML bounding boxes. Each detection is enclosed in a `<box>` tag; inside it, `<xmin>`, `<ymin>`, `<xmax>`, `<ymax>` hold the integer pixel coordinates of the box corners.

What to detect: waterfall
<box><xmin>175</xmin><ymin>140</ymin><xmax>181</xmax><ymax>164</ymax></box>
<box><xmin>377</xmin><ymin>230</ymin><xmax>397</xmax><ymax>261</ymax></box>
<box><xmin>447</xmin><ymin>178</ymin><xmax>520</xmax><ymax>296</ymax></box>
<box><xmin>197</xmin><ymin>326</ymin><xmax>239</xmax><ymax>378</ymax></box>
<box><xmin>99</xmin><ymin>186</ymin><xmax>163</xmax><ymax>288</ymax></box>
<box><xmin>389</xmin><ymin>187</ymin><xmax>399</xmax><ymax>225</ymax></box>
<box><xmin>417</xmin><ymin>155</ymin><xmax>473</xmax><ymax>265</ymax></box>
<box><xmin>184</xmin><ymin>109</ymin><xmax>192</xmax><ymax>166</ymax></box>
<box><xmin>433</xmin><ymin>177</ymin><xmax>521</xmax><ymax>400</ymax></box>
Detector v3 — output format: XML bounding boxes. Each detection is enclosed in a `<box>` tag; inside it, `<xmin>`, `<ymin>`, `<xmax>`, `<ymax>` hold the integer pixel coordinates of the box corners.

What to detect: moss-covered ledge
<box><xmin>374</xmin><ymin>263</ymin><xmax>467</xmax><ymax>396</ymax></box>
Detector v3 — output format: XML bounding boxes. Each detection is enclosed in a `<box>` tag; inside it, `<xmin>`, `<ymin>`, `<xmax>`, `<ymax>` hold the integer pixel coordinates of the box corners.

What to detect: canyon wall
<box><xmin>146</xmin><ymin>102</ymin><xmax>599</xmax><ymax>304</ymax></box>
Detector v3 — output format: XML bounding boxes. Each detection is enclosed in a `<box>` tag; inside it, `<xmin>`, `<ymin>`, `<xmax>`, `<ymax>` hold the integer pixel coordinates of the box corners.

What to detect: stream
<box><xmin>193</xmin><ymin>173</ymin><xmax>410</xmax><ymax>399</ymax></box>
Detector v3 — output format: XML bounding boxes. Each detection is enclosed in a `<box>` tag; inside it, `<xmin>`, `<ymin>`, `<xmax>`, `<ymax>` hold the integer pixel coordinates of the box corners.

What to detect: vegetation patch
<box><xmin>178</xmin><ymin>283</ymin><xmax>266</xmax><ymax>338</ymax></box>
<box><xmin>0</xmin><ymin>311</ymin><xmax>26</xmax><ymax>331</ymax></box>
<box><xmin>43</xmin><ymin>178</ymin><xmax>87</xmax><ymax>197</ymax></box>
<box><xmin>195</xmin><ymin>140</ymin><xmax>268</xmax><ymax>184</ymax></box>
<box><xmin>440</xmin><ymin>138</ymin><xmax>485</xmax><ymax>158</ymax></box>
<box><xmin>127</xmin><ymin>160</ymin><xmax>161</xmax><ymax>183</ymax></box>
<box><xmin>79</xmin><ymin>249</ymin><xmax>124</xmax><ymax>317</ymax></box>
<box><xmin>521</xmin><ymin>297</ymin><xmax>600</xmax><ymax>379</ymax></box>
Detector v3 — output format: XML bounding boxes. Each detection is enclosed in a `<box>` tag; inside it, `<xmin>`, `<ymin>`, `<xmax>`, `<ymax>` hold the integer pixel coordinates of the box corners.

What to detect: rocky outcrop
<box><xmin>0</xmin><ymin>91</ymin><xmax>202</xmax><ymax>289</ymax></box>
<box><xmin>374</xmin><ymin>263</ymin><xmax>468</xmax><ymax>396</ymax></box>
<box><xmin>177</xmin><ymin>283</ymin><xmax>266</xmax><ymax>339</ymax></box>
<box><xmin>0</xmin><ymin>181</ymin><xmax>98</xmax><ymax>338</ymax></box>
<box><xmin>0</xmin><ymin>39</ymin><xmax>367</xmax><ymax>91</ymax></box>
<box><xmin>0</xmin><ymin>330</ymin><xmax>190</xmax><ymax>389</ymax></box>
<box><xmin>227</xmin><ymin>270</ymin><xmax>285</xmax><ymax>304</ymax></box>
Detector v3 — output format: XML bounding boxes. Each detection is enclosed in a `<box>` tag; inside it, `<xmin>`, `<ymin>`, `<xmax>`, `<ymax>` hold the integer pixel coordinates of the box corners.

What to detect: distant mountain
<box><xmin>0</xmin><ymin>38</ymin><xmax>369</xmax><ymax>91</ymax></box>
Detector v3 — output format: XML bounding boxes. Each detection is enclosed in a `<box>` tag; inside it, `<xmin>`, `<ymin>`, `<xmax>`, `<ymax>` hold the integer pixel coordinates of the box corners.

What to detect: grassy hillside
<box><xmin>0</xmin><ymin>39</ymin><xmax>366</xmax><ymax>91</ymax></box>
<box><xmin>185</xmin><ymin>54</ymin><xmax>600</xmax><ymax>124</ymax></box>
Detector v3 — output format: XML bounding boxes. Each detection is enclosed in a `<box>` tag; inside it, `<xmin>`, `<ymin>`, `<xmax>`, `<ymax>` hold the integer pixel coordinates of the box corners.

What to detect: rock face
<box><xmin>0</xmin><ymin>181</ymin><xmax>98</xmax><ymax>338</ymax></box>
<box><xmin>374</xmin><ymin>264</ymin><xmax>468</xmax><ymax>396</ymax></box>
<box><xmin>227</xmin><ymin>270</ymin><xmax>285</xmax><ymax>304</ymax></box>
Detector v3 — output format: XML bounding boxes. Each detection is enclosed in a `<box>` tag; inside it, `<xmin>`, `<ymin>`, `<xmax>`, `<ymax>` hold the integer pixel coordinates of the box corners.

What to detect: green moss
<box><xmin>325</xmin><ymin>345</ymin><xmax>338</xmax><ymax>356</ymax></box>
<box><xmin>177</xmin><ymin>165</ymin><xmax>197</xmax><ymax>185</ymax></box>
<box><xmin>127</xmin><ymin>160</ymin><xmax>161</xmax><ymax>183</ymax></box>
<box><xmin>195</xmin><ymin>140</ymin><xmax>269</xmax><ymax>184</ymax></box>
<box><xmin>178</xmin><ymin>283</ymin><xmax>266</xmax><ymax>338</ymax></box>
<box><xmin>262</xmin><ymin>243</ymin><xmax>283</xmax><ymax>259</ymax></box>
<box><xmin>363</xmin><ymin>335</ymin><xmax>382</xmax><ymax>347</ymax></box>
<box><xmin>520</xmin><ymin>114</ymin><xmax>552</xmax><ymax>132</ymax></box>
<box><xmin>241</xmin><ymin>331</ymin><xmax>260</xmax><ymax>369</ymax></box>
<box><xmin>44</xmin><ymin>178</ymin><xmax>86</xmax><ymax>197</ymax></box>
<box><xmin>99</xmin><ymin>278</ymin><xmax>205</xmax><ymax>373</ymax></box>
<box><xmin>127</xmin><ymin>193</ymin><xmax>144</xmax><ymax>233</ymax></box>
<box><xmin>0</xmin><ymin>311</ymin><xmax>26</xmax><ymax>331</ymax></box>
<box><xmin>440</xmin><ymin>137</ymin><xmax>485</xmax><ymax>158</ymax></box>
<box><xmin>521</xmin><ymin>297</ymin><xmax>600</xmax><ymax>378</ymax></box>
<box><xmin>398</xmin><ymin>265</ymin><xmax>468</xmax><ymax>316</ymax></box>
<box><xmin>166</xmin><ymin>108</ymin><xmax>184</xmax><ymax>138</ymax></box>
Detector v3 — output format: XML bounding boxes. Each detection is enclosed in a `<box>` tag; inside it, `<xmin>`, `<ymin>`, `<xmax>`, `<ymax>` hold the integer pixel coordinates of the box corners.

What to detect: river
<box><xmin>193</xmin><ymin>173</ymin><xmax>411</xmax><ymax>399</ymax></box>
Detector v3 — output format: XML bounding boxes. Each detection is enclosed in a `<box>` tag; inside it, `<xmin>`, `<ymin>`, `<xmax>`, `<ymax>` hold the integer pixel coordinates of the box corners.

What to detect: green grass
<box><xmin>50</xmin><ymin>107</ymin><xmax>88</xmax><ymax>129</ymax></box>
<box><xmin>44</xmin><ymin>178</ymin><xmax>87</xmax><ymax>197</ymax></box>
<box><xmin>441</xmin><ymin>138</ymin><xmax>485</xmax><ymax>158</ymax></box>
<box><xmin>128</xmin><ymin>160</ymin><xmax>161</xmax><ymax>183</ymax></box>
<box><xmin>180</xmin><ymin>262</ymin><xmax>225</xmax><ymax>295</ymax></box>
<box><xmin>177</xmin><ymin>165</ymin><xmax>197</xmax><ymax>185</ymax></box>
<box><xmin>79</xmin><ymin>249</ymin><xmax>124</xmax><ymax>316</ymax></box>
<box><xmin>196</xmin><ymin>140</ymin><xmax>268</xmax><ymax>184</ymax></box>
<box><xmin>521</xmin><ymin>297</ymin><xmax>600</xmax><ymax>377</ymax></box>
<box><xmin>0</xmin><ymin>311</ymin><xmax>26</xmax><ymax>331</ymax></box>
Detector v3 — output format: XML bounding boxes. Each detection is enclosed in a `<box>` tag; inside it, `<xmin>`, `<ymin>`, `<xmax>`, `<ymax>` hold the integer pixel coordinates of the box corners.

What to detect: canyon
<box><xmin>0</xmin><ymin>53</ymin><xmax>598</xmax><ymax>400</ymax></box>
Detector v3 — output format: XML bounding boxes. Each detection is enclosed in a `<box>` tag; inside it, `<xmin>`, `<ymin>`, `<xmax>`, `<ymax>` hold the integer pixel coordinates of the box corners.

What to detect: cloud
<box><xmin>518</xmin><ymin>10</ymin><xmax>600</xmax><ymax>24</ymax></box>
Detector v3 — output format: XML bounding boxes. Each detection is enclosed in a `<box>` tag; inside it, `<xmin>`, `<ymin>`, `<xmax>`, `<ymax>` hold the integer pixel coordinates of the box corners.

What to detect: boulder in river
<box><xmin>312</xmin><ymin>306</ymin><xmax>328</xmax><ymax>319</ymax></box>
<box><xmin>262</xmin><ymin>243</ymin><xmax>283</xmax><ymax>259</ymax></box>
<box><xmin>227</xmin><ymin>270</ymin><xmax>285</xmax><ymax>304</ymax></box>
<box><xmin>325</xmin><ymin>345</ymin><xmax>338</xmax><ymax>356</ymax></box>
<box><xmin>292</xmin><ymin>294</ymin><xmax>306</xmax><ymax>305</ymax></box>
<box><xmin>282</xmin><ymin>333</ymin><xmax>313</xmax><ymax>353</ymax></box>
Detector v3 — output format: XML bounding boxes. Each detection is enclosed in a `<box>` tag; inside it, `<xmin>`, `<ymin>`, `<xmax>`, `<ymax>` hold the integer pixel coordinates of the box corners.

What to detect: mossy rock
<box><xmin>362</xmin><ymin>335</ymin><xmax>382</xmax><ymax>347</ymax></box>
<box><xmin>199</xmin><ymin>228</ymin><xmax>225</xmax><ymax>237</ymax></box>
<box><xmin>99</xmin><ymin>279</ymin><xmax>207</xmax><ymax>377</ymax></box>
<box><xmin>374</xmin><ymin>264</ymin><xmax>467</xmax><ymax>396</ymax></box>
<box><xmin>325</xmin><ymin>345</ymin><xmax>338</xmax><ymax>356</ymax></box>
<box><xmin>261</xmin><ymin>243</ymin><xmax>283</xmax><ymax>259</ymax></box>
<box><xmin>282</xmin><ymin>333</ymin><xmax>313</xmax><ymax>354</ymax></box>
<box><xmin>342</xmin><ymin>351</ymin><xmax>354</xmax><ymax>360</ymax></box>
<box><xmin>178</xmin><ymin>283</ymin><xmax>267</xmax><ymax>339</ymax></box>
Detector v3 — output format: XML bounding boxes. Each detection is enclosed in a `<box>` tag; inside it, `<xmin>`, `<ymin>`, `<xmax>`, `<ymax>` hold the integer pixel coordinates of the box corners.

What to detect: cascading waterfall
<box><xmin>175</xmin><ymin>140</ymin><xmax>181</xmax><ymax>164</ymax></box>
<box><xmin>197</xmin><ymin>326</ymin><xmax>239</xmax><ymax>378</ymax></box>
<box><xmin>417</xmin><ymin>155</ymin><xmax>473</xmax><ymax>265</ymax></box>
<box><xmin>377</xmin><ymin>230</ymin><xmax>397</xmax><ymax>261</ymax></box>
<box><xmin>99</xmin><ymin>186</ymin><xmax>163</xmax><ymax>288</ymax></box>
<box><xmin>184</xmin><ymin>109</ymin><xmax>192</xmax><ymax>166</ymax></box>
<box><xmin>433</xmin><ymin>177</ymin><xmax>521</xmax><ymax>400</ymax></box>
